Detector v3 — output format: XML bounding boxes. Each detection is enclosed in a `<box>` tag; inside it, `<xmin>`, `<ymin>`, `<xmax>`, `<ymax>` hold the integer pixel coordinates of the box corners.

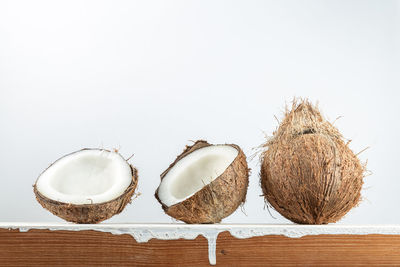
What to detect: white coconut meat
<box><xmin>36</xmin><ymin>149</ymin><xmax>132</xmax><ymax>205</ymax></box>
<box><xmin>157</xmin><ymin>145</ymin><xmax>239</xmax><ymax>207</ymax></box>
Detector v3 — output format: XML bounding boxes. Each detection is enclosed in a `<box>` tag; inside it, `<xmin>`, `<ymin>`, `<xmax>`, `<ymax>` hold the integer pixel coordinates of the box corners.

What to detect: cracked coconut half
<box><xmin>155</xmin><ymin>140</ymin><xmax>249</xmax><ymax>224</ymax></box>
<box><xmin>260</xmin><ymin>99</ymin><xmax>365</xmax><ymax>224</ymax></box>
<box><xmin>34</xmin><ymin>148</ymin><xmax>138</xmax><ymax>223</ymax></box>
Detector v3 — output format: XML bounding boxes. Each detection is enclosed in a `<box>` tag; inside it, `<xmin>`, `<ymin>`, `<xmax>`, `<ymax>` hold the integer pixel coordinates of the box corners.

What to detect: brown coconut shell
<box><xmin>34</xmin><ymin>149</ymin><xmax>139</xmax><ymax>224</ymax></box>
<box><xmin>155</xmin><ymin>140</ymin><xmax>249</xmax><ymax>224</ymax></box>
<box><xmin>260</xmin><ymin>100</ymin><xmax>364</xmax><ymax>224</ymax></box>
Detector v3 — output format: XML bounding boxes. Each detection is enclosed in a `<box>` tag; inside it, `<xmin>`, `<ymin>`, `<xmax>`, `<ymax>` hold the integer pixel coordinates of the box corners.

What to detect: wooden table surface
<box><xmin>1</xmin><ymin>225</ymin><xmax>400</xmax><ymax>266</ymax></box>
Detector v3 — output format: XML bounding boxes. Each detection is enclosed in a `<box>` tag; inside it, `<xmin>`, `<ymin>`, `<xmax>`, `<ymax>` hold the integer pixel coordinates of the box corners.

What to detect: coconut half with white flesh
<box><xmin>155</xmin><ymin>140</ymin><xmax>249</xmax><ymax>224</ymax></box>
<box><xmin>34</xmin><ymin>148</ymin><xmax>138</xmax><ymax>224</ymax></box>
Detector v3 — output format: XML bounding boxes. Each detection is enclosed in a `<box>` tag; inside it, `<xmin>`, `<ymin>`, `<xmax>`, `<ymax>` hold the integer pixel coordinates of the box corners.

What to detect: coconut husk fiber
<box><xmin>260</xmin><ymin>99</ymin><xmax>364</xmax><ymax>224</ymax></box>
<box><xmin>155</xmin><ymin>140</ymin><xmax>249</xmax><ymax>224</ymax></box>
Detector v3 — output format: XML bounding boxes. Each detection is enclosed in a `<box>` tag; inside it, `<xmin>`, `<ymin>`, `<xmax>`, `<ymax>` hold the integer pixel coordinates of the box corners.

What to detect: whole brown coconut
<box><xmin>34</xmin><ymin>149</ymin><xmax>139</xmax><ymax>224</ymax></box>
<box><xmin>260</xmin><ymin>100</ymin><xmax>364</xmax><ymax>224</ymax></box>
<box><xmin>155</xmin><ymin>140</ymin><xmax>249</xmax><ymax>224</ymax></box>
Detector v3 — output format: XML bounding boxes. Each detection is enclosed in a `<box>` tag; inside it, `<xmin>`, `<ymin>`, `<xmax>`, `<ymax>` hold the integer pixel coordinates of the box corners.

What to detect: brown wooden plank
<box><xmin>216</xmin><ymin>231</ymin><xmax>400</xmax><ymax>266</ymax></box>
<box><xmin>1</xmin><ymin>228</ymin><xmax>400</xmax><ymax>266</ymax></box>
<box><xmin>0</xmin><ymin>228</ymin><xmax>209</xmax><ymax>267</ymax></box>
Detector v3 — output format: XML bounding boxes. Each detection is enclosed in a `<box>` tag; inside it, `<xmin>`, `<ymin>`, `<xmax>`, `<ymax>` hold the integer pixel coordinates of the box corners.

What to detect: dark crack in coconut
<box><xmin>155</xmin><ymin>140</ymin><xmax>249</xmax><ymax>224</ymax></box>
<box><xmin>260</xmin><ymin>99</ymin><xmax>365</xmax><ymax>224</ymax></box>
<box><xmin>34</xmin><ymin>148</ymin><xmax>138</xmax><ymax>224</ymax></box>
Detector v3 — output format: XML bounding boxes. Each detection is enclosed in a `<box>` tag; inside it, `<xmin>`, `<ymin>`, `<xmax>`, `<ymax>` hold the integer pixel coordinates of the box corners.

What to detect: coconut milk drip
<box><xmin>2</xmin><ymin>223</ymin><xmax>400</xmax><ymax>265</ymax></box>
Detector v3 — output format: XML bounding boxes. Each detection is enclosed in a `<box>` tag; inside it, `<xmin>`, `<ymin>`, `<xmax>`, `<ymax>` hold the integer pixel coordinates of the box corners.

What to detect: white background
<box><xmin>0</xmin><ymin>0</ymin><xmax>399</xmax><ymax>224</ymax></box>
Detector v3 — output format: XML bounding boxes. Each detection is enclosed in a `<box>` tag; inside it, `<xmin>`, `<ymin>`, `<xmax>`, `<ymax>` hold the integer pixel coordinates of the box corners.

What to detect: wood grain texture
<box><xmin>1</xmin><ymin>228</ymin><xmax>400</xmax><ymax>266</ymax></box>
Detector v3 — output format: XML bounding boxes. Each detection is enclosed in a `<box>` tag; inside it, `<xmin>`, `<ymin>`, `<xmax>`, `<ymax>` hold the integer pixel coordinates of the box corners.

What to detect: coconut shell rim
<box><xmin>33</xmin><ymin>148</ymin><xmax>139</xmax><ymax>208</ymax></box>
<box><xmin>34</xmin><ymin>148</ymin><xmax>126</xmax><ymax>184</ymax></box>
<box><xmin>34</xmin><ymin>164</ymin><xmax>138</xmax><ymax>208</ymax></box>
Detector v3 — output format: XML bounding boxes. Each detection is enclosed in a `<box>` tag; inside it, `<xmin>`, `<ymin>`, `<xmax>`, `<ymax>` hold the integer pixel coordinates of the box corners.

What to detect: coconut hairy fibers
<box><xmin>260</xmin><ymin>100</ymin><xmax>365</xmax><ymax>224</ymax></box>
